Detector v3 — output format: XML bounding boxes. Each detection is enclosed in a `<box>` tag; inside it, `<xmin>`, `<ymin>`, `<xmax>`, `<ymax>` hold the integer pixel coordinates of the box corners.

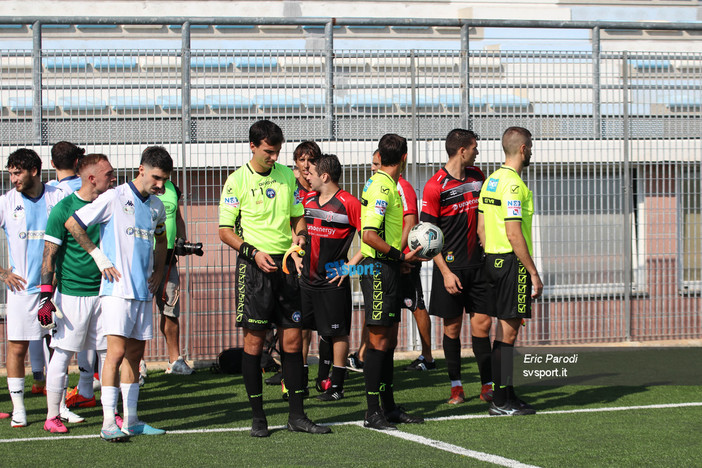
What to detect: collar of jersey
<box><xmin>128</xmin><ymin>180</ymin><xmax>149</xmax><ymax>203</ymax></box>
<box><xmin>21</xmin><ymin>183</ymin><xmax>46</xmax><ymax>202</ymax></box>
<box><xmin>59</xmin><ymin>174</ymin><xmax>80</xmax><ymax>183</ymax></box>
<box><xmin>377</xmin><ymin>170</ymin><xmax>394</xmax><ymax>184</ymax></box>
<box><xmin>246</xmin><ymin>162</ymin><xmax>274</xmax><ymax>177</ymax></box>
<box><xmin>500</xmin><ymin>165</ymin><xmax>519</xmax><ymax>175</ymax></box>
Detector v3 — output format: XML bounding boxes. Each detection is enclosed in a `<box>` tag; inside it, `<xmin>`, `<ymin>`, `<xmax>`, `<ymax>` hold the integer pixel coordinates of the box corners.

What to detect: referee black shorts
<box><xmin>301</xmin><ymin>282</ymin><xmax>352</xmax><ymax>337</ymax></box>
<box><xmin>235</xmin><ymin>254</ymin><xmax>303</xmax><ymax>330</ymax></box>
<box><xmin>399</xmin><ymin>263</ymin><xmax>426</xmax><ymax>312</ymax></box>
<box><xmin>484</xmin><ymin>252</ymin><xmax>532</xmax><ymax>320</ymax></box>
<box><xmin>429</xmin><ymin>264</ymin><xmax>492</xmax><ymax>319</ymax></box>
<box><xmin>359</xmin><ymin>257</ymin><xmax>402</xmax><ymax>327</ymax></box>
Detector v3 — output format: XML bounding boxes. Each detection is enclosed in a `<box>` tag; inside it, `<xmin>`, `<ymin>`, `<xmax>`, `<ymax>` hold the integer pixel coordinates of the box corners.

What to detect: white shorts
<box><xmin>51</xmin><ymin>292</ymin><xmax>106</xmax><ymax>352</ymax></box>
<box><xmin>6</xmin><ymin>292</ymin><xmax>49</xmax><ymax>341</ymax></box>
<box><xmin>100</xmin><ymin>296</ymin><xmax>153</xmax><ymax>341</ymax></box>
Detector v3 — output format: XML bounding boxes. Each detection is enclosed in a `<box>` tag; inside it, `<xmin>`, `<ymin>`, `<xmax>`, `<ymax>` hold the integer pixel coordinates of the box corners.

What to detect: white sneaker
<box><xmin>139</xmin><ymin>360</ymin><xmax>148</xmax><ymax>379</ymax></box>
<box><xmin>59</xmin><ymin>406</ymin><xmax>85</xmax><ymax>424</ymax></box>
<box><xmin>166</xmin><ymin>356</ymin><xmax>193</xmax><ymax>375</ymax></box>
<box><xmin>93</xmin><ymin>377</ymin><xmax>101</xmax><ymax>392</ymax></box>
<box><xmin>11</xmin><ymin>411</ymin><xmax>27</xmax><ymax>428</ymax></box>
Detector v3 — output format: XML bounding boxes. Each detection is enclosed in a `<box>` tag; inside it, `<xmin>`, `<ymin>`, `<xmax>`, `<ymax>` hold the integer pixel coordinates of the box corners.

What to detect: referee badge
<box><xmin>494</xmin><ymin>259</ymin><xmax>504</xmax><ymax>268</ymax></box>
<box><xmin>446</xmin><ymin>252</ymin><xmax>454</xmax><ymax>263</ymax></box>
<box><xmin>292</xmin><ymin>311</ymin><xmax>301</xmax><ymax>322</ymax></box>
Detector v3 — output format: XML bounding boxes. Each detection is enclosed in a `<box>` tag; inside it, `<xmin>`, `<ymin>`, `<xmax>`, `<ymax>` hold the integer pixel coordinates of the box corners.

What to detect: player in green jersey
<box><xmin>41</xmin><ymin>154</ymin><xmax>117</xmax><ymax>433</ymax></box>
<box><xmin>219</xmin><ymin>120</ymin><xmax>330</xmax><ymax>437</ymax></box>
<box><xmin>358</xmin><ymin>134</ymin><xmax>425</xmax><ymax>430</ymax></box>
<box><xmin>478</xmin><ymin>126</ymin><xmax>543</xmax><ymax>416</ymax></box>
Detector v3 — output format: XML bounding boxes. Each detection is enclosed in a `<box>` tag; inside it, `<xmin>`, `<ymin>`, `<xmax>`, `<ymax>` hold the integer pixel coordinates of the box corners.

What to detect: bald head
<box><xmin>502</xmin><ymin>127</ymin><xmax>532</xmax><ymax>158</ymax></box>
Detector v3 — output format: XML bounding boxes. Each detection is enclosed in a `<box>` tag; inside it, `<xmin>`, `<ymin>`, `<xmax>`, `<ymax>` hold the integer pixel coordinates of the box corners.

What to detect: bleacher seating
<box><xmin>58</xmin><ymin>96</ymin><xmax>107</xmax><ymax>112</ymax></box>
<box><xmin>109</xmin><ymin>96</ymin><xmax>157</xmax><ymax>112</ymax></box>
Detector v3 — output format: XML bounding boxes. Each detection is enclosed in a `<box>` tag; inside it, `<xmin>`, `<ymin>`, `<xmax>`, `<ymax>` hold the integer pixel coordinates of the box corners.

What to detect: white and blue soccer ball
<box><xmin>408</xmin><ymin>222</ymin><xmax>444</xmax><ymax>259</ymax></box>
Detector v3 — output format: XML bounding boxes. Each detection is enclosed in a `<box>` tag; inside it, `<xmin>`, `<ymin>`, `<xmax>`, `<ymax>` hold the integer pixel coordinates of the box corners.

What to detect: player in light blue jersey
<box><xmin>67</xmin><ymin>146</ymin><xmax>171</xmax><ymax>442</ymax></box>
<box><xmin>0</xmin><ymin>148</ymin><xmax>67</xmax><ymax>428</ymax></box>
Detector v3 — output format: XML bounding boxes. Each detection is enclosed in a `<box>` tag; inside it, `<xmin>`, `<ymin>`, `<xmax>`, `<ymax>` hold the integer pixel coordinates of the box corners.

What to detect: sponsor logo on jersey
<box><xmin>266</xmin><ymin>188</ymin><xmax>276</xmax><ymax>199</ymax></box>
<box><xmin>511</xmin><ymin>185</ymin><xmax>520</xmax><ymax>194</ymax></box>
<box><xmin>380</xmin><ymin>186</ymin><xmax>390</xmax><ymax>195</ymax></box>
<box><xmin>294</xmin><ymin>188</ymin><xmax>303</xmax><ymax>205</ymax></box>
<box><xmin>224</xmin><ymin>196</ymin><xmax>239</xmax><ymax>208</ymax></box>
<box><xmin>507</xmin><ymin>200</ymin><xmax>522</xmax><ymax>217</ymax></box>
<box><xmin>494</xmin><ymin>258</ymin><xmax>504</xmax><ymax>268</ymax></box>
<box><xmin>363</xmin><ymin>180</ymin><xmax>372</xmax><ymax>192</ymax></box>
<box><xmin>125</xmin><ymin>226</ymin><xmax>153</xmax><ymax>240</ymax></box>
<box><xmin>487</xmin><ymin>178</ymin><xmax>499</xmax><ymax>192</ymax></box>
<box><xmin>374</xmin><ymin>199</ymin><xmax>388</xmax><ymax>216</ymax></box>
<box><xmin>18</xmin><ymin>230</ymin><xmax>44</xmax><ymax>240</ymax></box>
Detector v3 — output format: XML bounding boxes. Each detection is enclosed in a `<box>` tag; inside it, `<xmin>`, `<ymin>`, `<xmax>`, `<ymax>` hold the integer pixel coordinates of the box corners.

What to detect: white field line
<box><xmin>356</xmin><ymin>421</ymin><xmax>540</xmax><ymax>468</ymax></box>
<box><xmin>1</xmin><ymin>401</ymin><xmax>701</xmax><ymax>445</ymax></box>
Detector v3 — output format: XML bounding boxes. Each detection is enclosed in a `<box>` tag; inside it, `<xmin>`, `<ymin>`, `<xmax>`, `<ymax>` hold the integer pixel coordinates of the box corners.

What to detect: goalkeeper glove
<box><xmin>37</xmin><ymin>284</ymin><xmax>56</xmax><ymax>329</ymax></box>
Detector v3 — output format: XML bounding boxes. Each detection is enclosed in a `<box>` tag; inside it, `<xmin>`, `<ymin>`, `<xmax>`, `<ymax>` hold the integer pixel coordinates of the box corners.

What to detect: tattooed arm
<box><xmin>41</xmin><ymin>241</ymin><xmax>59</xmax><ymax>287</ymax></box>
<box><xmin>65</xmin><ymin>216</ymin><xmax>121</xmax><ymax>282</ymax></box>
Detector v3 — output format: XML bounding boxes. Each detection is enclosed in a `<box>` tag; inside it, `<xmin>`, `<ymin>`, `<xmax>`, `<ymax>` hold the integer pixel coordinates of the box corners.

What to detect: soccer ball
<box><xmin>407</xmin><ymin>222</ymin><xmax>444</xmax><ymax>259</ymax></box>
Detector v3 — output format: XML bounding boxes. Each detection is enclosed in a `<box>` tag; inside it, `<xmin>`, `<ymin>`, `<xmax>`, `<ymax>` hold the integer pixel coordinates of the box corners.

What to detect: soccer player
<box><xmin>420</xmin><ymin>129</ymin><xmax>493</xmax><ymax>405</ymax></box>
<box><xmin>66</xmin><ymin>146</ymin><xmax>172</xmax><ymax>440</ymax></box>
<box><xmin>29</xmin><ymin>141</ymin><xmax>85</xmax><ymax>396</ymax></box>
<box><xmin>359</xmin><ymin>134</ymin><xmax>425</xmax><ymax>430</ymax></box>
<box><xmin>219</xmin><ymin>120</ymin><xmax>330</xmax><ymax>437</ymax></box>
<box><xmin>292</xmin><ymin>141</ymin><xmax>321</xmax><ymax>394</ymax></box>
<box><xmin>155</xmin><ymin>179</ymin><xmax>193</xmax><ymax>375</ymax></box>
<box><xmin>41</xmin><ymin>153</ymin><xmax>116</xmax><ymax>433</ymax></box>
<box><xmin>478</xmin><ymin>126</ymin><xmax>542</xmax><ymax>415</ymax></box>
<box><xmin>301</xmin><ymin>153</ymin><xmax>362</xmax><ymax>401</ymax></box>
<box><xmin>0</xmin><ymin>148</ymin><xmax>67</xmax><ymax>428</ymax></box>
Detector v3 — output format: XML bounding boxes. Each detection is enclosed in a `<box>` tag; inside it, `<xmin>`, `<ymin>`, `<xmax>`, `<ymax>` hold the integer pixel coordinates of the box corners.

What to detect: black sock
<box><xmin>317</xmin><ymin>337</ymin><xmax>332</xmax><ymax>383</ymax></box>
<box><xmin>363</xmin><ymin>348</ymin><xmax>386</xmax><ymax>413</ymax></box>
<box><xmin>242</xmin><ymin>352</ymin><xmax>265</xmax><ymax>419</ymax></box>
<box><xmin>330</xmin><ymin>365</ymin><xmax>346</xmax><ymax>391</ymax></box>
<box><xmin>281</xmin><ymin>351</ymin><xmax>305</xmax><ymax>419</ymax></box>
<box><xmin>443</xmin><ymin>335</ymin><xmax>462</xmax><ymax>382</ymax></box>
<box><xmin>500</xmin><ymin>341</ymin><xmax>515</xmax><ymax>400</ymax></box>
<box><xmin>492</xmin><ymin>340</ymin><xmax>514</xmax><ymax>406</ymax></box>
<box><xmin>471</xmin><ymin>336</ymin><xmax>493</xmax><ymax>385</ymax></box>
<box><xmin>303</xmin><ymin>365</ymin><xmax>309</xmax><ymax>390</ymax></box>
<box><xmin>379</xmin><ymin>348</ymin><xmax>396</xmax><ymax>411</ymax></box>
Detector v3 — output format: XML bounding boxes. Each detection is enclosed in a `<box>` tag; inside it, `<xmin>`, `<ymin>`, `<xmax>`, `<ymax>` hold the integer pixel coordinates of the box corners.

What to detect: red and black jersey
<box><xmin>397</xmin><ymin>175</ymin><xmax>418</xmax><ymax>254</ymax></box>
<box><xmin>420</xmin><ymin>166</ymin><xmax>485</xmax><ymax>269</ymax></box>
<box><xmin>295</xmin><ymin>179</ymin><xmax>317</xmax><ymax>207</ymax></box>
<box><xmin>302</xmin><ymin>189</ymin><xmax>362</xmax><ymax>288</ymax></box>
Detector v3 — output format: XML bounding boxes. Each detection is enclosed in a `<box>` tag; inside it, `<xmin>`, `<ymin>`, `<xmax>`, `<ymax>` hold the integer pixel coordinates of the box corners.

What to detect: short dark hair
<box><xmin>140</xmin><ymin>146</ymin><xmax>173</xmax><ymax>173</ymax></box>
<box><xmin>249</xmin><ymin>120</ymin><xmax>284</xmax><ymax>147</ymax></box>
<box><xmin>311</xmin><ymin>153</ymin><xmax>342</xmax><ymax>184</ymax></box>
<box><xmin>7</xmin><ymin>148</ymin><xmax>42</xmax><ymax>173</ymax></box>
<box><xmin>502</xmin><ymin>127</ymin><xmax>533</xmax><ymax>155</ymax></box>
<box><xmin>377</xmin><ymin>134</ymin><xmax>407</xmax><ymax>167</ymax></box>
<box><xmin>445</xmin><ymin>129</ymin><xmax>478</xmax><ymax>157</ymax></box>
<box><xmin>293</xmin><ymin>141</ymin><xmax>321</xmax><ymax>162</ymax></box>
<box><xmin>51</xmin><ymin>141</ymin><xmax>85</xmax><ymax>170</ymax></box>
<box><xmin>77</xmin><ymin>153</ymin><xmax>109</xmax><ymax>175</ymax></box>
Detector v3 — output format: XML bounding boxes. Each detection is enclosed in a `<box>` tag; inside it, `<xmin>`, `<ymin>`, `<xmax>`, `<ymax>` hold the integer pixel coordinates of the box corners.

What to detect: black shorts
<box><xmin>429</xmin><ymin>264</ymin><xmax>492</xmax><ymax>319</ymax></box>
<box><xmin>484</xmin><ymin>252</ymin><xmax>532</xmax><ymax>320</ymax></box>
<box><xmin>300</xmin><ymin>283</ymin><xmax>352</xmax><ymax>336</ymax></box>
<box><xmin>399</xmin><ymin>264</ymin><xmax>426</xmax><ymax>312</ymax></box>
<box><xmin>359</xmin><ymin>257</ymin><xmax>402</xmax><ymax>327</ymax></box>
<box><xmin>235</xmin><ymin>254</ymin><xmax>303</xmax><ymax>330</ymax></box>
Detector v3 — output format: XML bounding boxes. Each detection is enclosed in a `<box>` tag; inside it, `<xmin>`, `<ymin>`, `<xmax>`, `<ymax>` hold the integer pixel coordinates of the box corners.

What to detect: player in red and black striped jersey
<box><xmin>292</xmin><ymin>141</ymin><xmax>321</xmax><ymax>394</ymax></box>
<box><xmin>302</xmin><ymin>153</ymin><xmax>362</xmax><ymax>401</ymax></box>
<box><xmin>420</xmin><ymin>129</ymin><xmax>494</xmax><ymax>405</ymax></box>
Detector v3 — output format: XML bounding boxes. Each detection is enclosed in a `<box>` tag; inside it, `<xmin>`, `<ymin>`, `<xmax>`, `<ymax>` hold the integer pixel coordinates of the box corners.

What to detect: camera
<box><xmin>174</xmin><ymin>238</ymin><xmax>204</xmax><ymax>257</ymax></box>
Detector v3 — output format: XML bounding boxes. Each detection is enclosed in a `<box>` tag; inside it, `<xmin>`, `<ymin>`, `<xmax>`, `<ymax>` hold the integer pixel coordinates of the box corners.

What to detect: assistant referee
<box><xmin>478</xmin><ymin>126</ymin><xmax>543</xmax><ymax>416</ymax></box>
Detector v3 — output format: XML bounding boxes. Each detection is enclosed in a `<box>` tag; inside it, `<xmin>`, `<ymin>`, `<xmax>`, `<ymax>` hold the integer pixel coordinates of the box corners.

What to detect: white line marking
<box><xmin>1</xmin><ymin>401</ymin><xmax>700</xmax><ymax>444</ymax></box>
<box><xmin>359</xmin><ymin>422</ymin><xmax>540</xmax><ymax>468</ymax></box>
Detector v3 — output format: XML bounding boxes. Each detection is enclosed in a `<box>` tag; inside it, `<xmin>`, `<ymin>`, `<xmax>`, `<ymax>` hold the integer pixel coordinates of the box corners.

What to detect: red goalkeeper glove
<box><xmin>37</xmin><ymin>284</ymin><xmax>56</xmax><ymax>329</ymax></box>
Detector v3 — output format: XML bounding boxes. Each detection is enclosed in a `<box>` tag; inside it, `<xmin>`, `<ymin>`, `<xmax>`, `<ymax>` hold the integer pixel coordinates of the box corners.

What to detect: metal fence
<box><xmin>0</xmin><ymin>18</ymin><xmax>700</xmax><ymax>365</ymax></box>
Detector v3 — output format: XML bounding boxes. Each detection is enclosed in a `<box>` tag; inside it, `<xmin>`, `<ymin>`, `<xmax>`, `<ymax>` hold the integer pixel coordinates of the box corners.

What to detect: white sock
<box><xmin>46</xmin><ymin>348</ymin><xmax>74</xmax><ymax>419</ymax></box>
<box><xmin>101</xmin><ymin>386</ymin><xmax>119</xmax><ymax>429</ymax></box>
<box><xmin>7</xmin><ymin>377</ymin><xmax>25</xmax><ymax>415</ymax></box>
<box><xmin>120</xmin><ymin>382</ymin><xmax>140</xmax><ymax>428</ymax></box>
<box><xmin>451</xmin><ymin>380</ymin><xmax>462</xmax><ymax>387</ymax></box>
<box><xmin>77</xmin><ymin>350</ymin><xmax>96</xmax><ymax>398</ymax></box>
